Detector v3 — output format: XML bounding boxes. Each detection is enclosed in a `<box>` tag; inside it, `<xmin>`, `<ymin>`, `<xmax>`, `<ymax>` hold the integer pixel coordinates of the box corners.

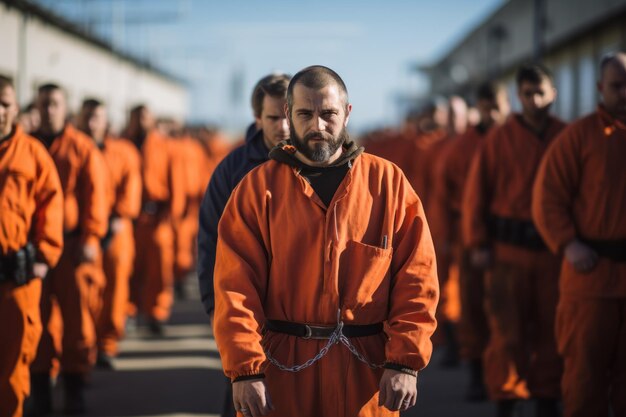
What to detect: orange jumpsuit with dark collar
<box><xmin>532</xmin><ymin>106</ymin><xmax>626</xmax><ymax>417</ymax></box>
<box><xmin>97</xmin><ymin>137</ymin><xmax>141</xmax><ymax>356</ymax></box>
<box><xmin>0</xmin><ymin>126</ymin><xmax>63</xmax><ymax>417</ymax></box>
<box><xmin>430</xmin><ymin>125</ymin><xmax>491</xmax><ymax>360</ymax></box>
<box><xmin>463</xmin><ymin>115</ymin><xmax>566</xmax><ymax>401</ymax></box>
<box><xmin>214</xmin><ymin>149</ymin><xmax>439</xmax><ymax>417</ymax></box>
<box><xmin>131</xmin><ymin>131</ymin><xmax>185</xmax><ymax>322</ymax></box>
<box><xmin>32</xmin><ymin>124</ymin><xmax>108</xmax><ymax>376</ymax></box>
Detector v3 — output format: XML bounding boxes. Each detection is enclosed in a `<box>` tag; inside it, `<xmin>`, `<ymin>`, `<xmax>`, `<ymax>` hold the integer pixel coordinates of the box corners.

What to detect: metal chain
<box><xmin>338</xmin><ymin>334</ymin><xmax>385</xmax><ymax>369</ymax></box>
<box><xmin>263</xmin><ymin>317</ymin><xmax>385</xmax><ymax>373</ymax></box>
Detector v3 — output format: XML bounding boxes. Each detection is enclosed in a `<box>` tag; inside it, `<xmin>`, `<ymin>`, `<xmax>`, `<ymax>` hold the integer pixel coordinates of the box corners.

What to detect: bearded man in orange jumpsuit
<box><xmin>532</xmin><ymin>52</ymin><xmax>626</xmax><ymax>417</ymax></box>
<box><xmin>431</xmin><ymin>82</ymin><xmax>510</xmax><ymax>400</ymax></box>
<box><xmin>213</xmin><ymin>66</ymin><xmax>439</xmax><ymax>417</ymax></box>
<box><xmin>30</xmin><ymin>84</ymin><xmax>109</xmax><ymax>415</ymax></box>
<box><xmin>463</xmin><ymin>64</ymin><xmax>566</xmax><ymax>417</ymax></box>
<box><xmin>125</xmin><ymin>105</ymin><xmax>185</xmax><ymax>335</ymax></box>
<box><xmin>77</xmin><ymin>99</ymin><xmax>141</xmax><ymax>369</ymax></box>
<box><xmin>0</xmin><ymin>76</ymin><xmax>63</xmax><ymax>417</ymax></box>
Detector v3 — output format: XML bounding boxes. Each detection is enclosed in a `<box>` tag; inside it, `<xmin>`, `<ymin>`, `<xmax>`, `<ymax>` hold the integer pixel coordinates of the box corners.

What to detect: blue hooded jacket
<box><xmin>197</xmin><ymin>124</ymin><xmax>269</xmax><ymax>314</ymax></box>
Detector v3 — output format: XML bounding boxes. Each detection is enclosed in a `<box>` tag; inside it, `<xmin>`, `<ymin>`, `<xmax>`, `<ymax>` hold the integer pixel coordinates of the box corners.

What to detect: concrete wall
<box><xmin>0</xmin><ymin>3</ymin><xmax>188</xmax><ymax>131</ymax></box>
<box><xmin>423</xmin><ymin>0</ymin><xmax>626</xmax><ymax>121</ymax></box>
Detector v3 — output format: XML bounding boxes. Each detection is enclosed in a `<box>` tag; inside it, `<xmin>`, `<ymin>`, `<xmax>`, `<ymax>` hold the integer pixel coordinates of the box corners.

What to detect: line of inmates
<box><xmin>0</xmin><ymin>75</ymin><xmax>231</xmax><ymax>417</ymax></box>
<box><xmin>2</xmin><ymin>53</ymin><xmax>625</xmax><ymax>417</ymax></box>
<box><xmin>362</xmin><ymin>54</ymin><xmax>626</xmax><ymax>417</ymax></box>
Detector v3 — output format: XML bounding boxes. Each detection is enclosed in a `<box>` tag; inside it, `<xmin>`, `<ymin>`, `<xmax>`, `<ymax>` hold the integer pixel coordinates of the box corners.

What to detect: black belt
<box><xmin>0</xmin><ymin>243</ymin><xmax>37</xmax><ymax>286</ymax></box>
<box><xmin>64</xmin><ymin>228</ymin><xmax>81</xmax><ymax>239</ymax></box>
<box><xmin>141</xmin><ymin>200</ymin><xmax>168</xmax><ymax>216</ymax></box>
<box><xmin>264</xmin><ymin>319</ymin><xmax>383</xmax><ymax>340</ymax></box>
<box><xmin>582</xmin><ymin>238</ymin><xmax>626</xmax><ymax>262</ymax></box>
<box><xmin>489</xmin><ymin>215</ymin><xmax>547</xmax><ymax>251</ymax></box>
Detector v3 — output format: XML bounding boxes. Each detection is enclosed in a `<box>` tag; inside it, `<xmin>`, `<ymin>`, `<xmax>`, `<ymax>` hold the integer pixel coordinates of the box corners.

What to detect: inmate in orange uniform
<box><xmin>215</xmin><ymin>67</ymin><xmax>439</xmax><ymax>417</ymax></box>
<box><xmin>32</xmin><ymin>120</ymin><xmax>109</xmax><ymax>372</ymax></box>
<box><xmin>97</xmin><ymin>136</ymin><xmax>141</xmax><ymax>356</ymax></box>
<box><xmin>128</xmin><ymin>110</ymin><xmax>185</xmax><ymax>330</ymax></box>
<box><xmin>463</xmin><ymin>112</ymin><xmax>566</xmax><ymax>404</ymax></box>
<box><xmin>215</xmin><ymin>147</ymin><xmax>439</xmax><ymax>417</ymax></box>
<box><xmin>172</xmin><ymin>135</ymin><xmax>205</xmax><ymax>286</ymax></box>
<box><xmin>533</xmin><ymin>105</ymin><xmax>626</xmax><ymax>417</ymax></box>
<box><xmin>432</xmin><ymin>83</ymin><xmax>510</xmax><ymax>402</ymax></box>
<box><xmin>431</xmin><ymin>124</ymin><xmax>490</xmax><ymax>356</ymax></box>
<box><xmin>364</xmin><ymin>129</ymin><xmax>418</xmax><ymax>180</ymax></box>
<box><xmin>0</xmin><ymin>117</ymin><xmax>63</xmax><ymax>416</ymax></box>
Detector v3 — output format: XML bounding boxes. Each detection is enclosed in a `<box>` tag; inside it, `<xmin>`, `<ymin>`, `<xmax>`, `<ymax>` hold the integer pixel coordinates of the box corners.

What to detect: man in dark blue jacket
<box><xmin>197</xmin><ymin>72</ymin><xmax>290</xmax><ymax>417</ymax></box>
<box><xmin>198</xmin><ymin>73</ymin><xmax>291</xmax><ymax>317</ymax></box>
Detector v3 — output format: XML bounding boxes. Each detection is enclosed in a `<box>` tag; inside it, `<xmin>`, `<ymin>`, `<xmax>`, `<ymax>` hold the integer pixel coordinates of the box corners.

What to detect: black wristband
<box><xmin>384</xmin><ymin>362</ymin><xmax>418</xmax><ymax>377</ymax></box>
<box><xmin>232</xmin><ymin>373</ymin><xmax>265</xmax><ymax>383</ymax></box>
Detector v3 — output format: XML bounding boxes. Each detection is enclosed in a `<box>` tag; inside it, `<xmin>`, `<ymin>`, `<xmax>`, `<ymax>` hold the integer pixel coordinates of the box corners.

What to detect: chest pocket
<box><xmin>340</xmin><ymin>240</ymin><xmax>392</xmax><ymax>311</ymax></box>
<box><xmin>0</xmin><ymin>170</ymin><xmax>35</xmax><ymax>217</ymax></box>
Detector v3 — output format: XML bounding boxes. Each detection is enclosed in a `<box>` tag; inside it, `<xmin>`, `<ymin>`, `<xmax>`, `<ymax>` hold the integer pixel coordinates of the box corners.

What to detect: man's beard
<box><xmin>290</xmin><ymin>123</ymin><xmax>349</xmax><ymax>163</ymax></box>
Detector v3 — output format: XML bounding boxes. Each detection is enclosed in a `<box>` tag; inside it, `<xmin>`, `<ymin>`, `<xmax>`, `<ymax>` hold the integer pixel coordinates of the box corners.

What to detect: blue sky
<box><xmin>35</xmin><ymin>0</ymin><xmax>504</xmax><ymax>134</ymax></box>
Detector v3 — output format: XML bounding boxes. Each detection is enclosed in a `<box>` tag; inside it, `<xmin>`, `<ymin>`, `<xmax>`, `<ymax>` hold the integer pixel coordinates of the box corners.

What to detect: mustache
<box><xmin>303</xmin><ymin>132</ymin><xmax>333</xmax><ymax>142</ymax></box>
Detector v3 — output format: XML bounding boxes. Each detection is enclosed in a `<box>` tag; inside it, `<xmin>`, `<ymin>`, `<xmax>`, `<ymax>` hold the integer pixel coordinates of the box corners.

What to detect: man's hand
<box><xmin>78</xmin><ymin>243</ymin><xmax>99</xmax><ymax>264</ymax></box>
<box><xmin>33</xmin><ymin>262</ymin><xmax>49</xmax><ymax>279</ymax></box>
<box><xmin>110</xmin><ymin>217</ymin><xmax>125</xmax><ymax>235</ymax></box>
<box><xmin>232</xmin><ymin>378</ymin><xmax>274</xmax><ymax>417</ymax></box>
<box><xmin>564</xmin><ymin>240</ymin><xmax>598</xmax><ymax>273</ymax></box>
<box><xmin>378</xmin><ymin>369</ymin><xmax>418</xmax><ymax>412</ymax></box>
<box><xmin>470</xmin><ymin>247</ymin><xmax>492</xmax><ymax>269</ymax></box>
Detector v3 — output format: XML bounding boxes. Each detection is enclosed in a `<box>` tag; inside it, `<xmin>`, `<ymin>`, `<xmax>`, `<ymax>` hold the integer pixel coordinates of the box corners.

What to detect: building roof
<box><xmin>1</xmin><ymin>0</ymin><xmax>186</xmax><ymax>86</ymax></box>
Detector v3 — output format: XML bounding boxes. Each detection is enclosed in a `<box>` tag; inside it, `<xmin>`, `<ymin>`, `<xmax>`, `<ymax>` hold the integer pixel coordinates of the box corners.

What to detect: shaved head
<box><xmin>287</xmin><ymin>65</ymin><xmax>349</xmax><ymax>113</ymax></box>
<box><xmin>600</xmin><ymin>52</ymin><xmax>626</xmax><ymax>79</ymax></box>
<box><xmin>598</xmin><ymin>52</ymin><xmax>626</xmax><ymax>122</ymax></box>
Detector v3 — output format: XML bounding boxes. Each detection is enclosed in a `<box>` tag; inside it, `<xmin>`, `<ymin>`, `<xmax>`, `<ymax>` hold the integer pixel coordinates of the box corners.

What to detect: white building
<box><xmin>419</xmin><ymin>0</ymin><xmax>626</xmax><ymax>120</ymax></box>
<box><xmin>0</xmin><ymin>0</ymin><xmax>188</xmax><ymax>131</ymax></box>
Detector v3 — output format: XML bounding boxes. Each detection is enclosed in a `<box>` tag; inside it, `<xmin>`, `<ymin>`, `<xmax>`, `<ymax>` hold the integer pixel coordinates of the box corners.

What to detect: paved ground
<box><xmin>41</xmin><ymin>278</ymin><xmax>538</xmax><ymax>417</ymax></box>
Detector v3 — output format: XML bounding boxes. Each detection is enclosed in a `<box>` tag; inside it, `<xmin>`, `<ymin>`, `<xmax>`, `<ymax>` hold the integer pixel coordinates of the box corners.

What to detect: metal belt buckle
<box><xmin>303</xmin><ymin>324</ymin><xmax>313</xmax><ymax>339</ymax></box>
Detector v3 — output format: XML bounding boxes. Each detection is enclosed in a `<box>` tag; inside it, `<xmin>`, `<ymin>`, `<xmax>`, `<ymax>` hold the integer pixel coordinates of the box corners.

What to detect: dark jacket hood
<box><xmin>269</xmin><ymin>139</ymin><xmax>364</xmax><ymax>169</ymax></box>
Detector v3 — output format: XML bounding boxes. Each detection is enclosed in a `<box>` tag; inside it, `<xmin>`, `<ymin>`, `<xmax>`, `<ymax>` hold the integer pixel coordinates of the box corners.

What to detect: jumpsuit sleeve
<box><xmin>385</xmin><ymin>173</ymin><xmax>440</xmax><ymax>371</ymax></box>
<box><xmin>32</xmin><ymin>145</ymin><xmax>64</xmax><ymax>267</ymax></box>
<box><xmin>213</xmin><ymin>175</ymin><xmax>271</xmax><ymax>380</ymax></box>
<box><xmin>168</xmin><ymin>141</ymin><xmax>187</xmax><ymax>221</ymax></box>
<box><xmin>79</xmin><ymin>145</ymin><xmax>109</xmax><ymax>247</ymax></box>
<box><xmin>532</xmin><ymin>128</ymin><xmax>580</xmax><ymax>254</ymax></box>
<box><xmin>427</xmin><ymin>147</ymin><xmax>454</xmax><ymax>281</ymax></box>
<box><xmin>113</xmin><ymin>145</ymin><xmax>142</xmax><ymax>219</ymax></box>
<box><xmin>461</xmin><ymin>138</ymin><xmax>493</xmax><ymax>248</ymax></box>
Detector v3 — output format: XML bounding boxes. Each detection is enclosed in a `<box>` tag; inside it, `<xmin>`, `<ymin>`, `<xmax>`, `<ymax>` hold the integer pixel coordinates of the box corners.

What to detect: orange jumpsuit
<box><xmin>131</xmin><ymin>131</ymin><xmax>185</xmax><ymax>322</ymax></box>
<box><xmin>32</xmin><ymin>124</ymin><xmax>108</xmax><ymax>375</ymax></box>
<box><xmin>463</xmin><ymin>115</ymin><xmax>566</xmax><ymax>401</ymax></box>
<box><xmin>97</xmin><ymin>137</ymin><xmax>141</xmax><ymax>356</ymax></box>
<box><xmin>173</xmin><ymin>136</ymin><xmax>205</xmax><ymax>283</ymax></box>
<box><xmin>417</xmin><ymin>133</ymin><xmax>459</xmax><ymax>330</ymax></box>
<box><xmin>431</xmin><ymin>125</ymin><xmax>491</xmax><ymax>360</ymax></box>
<box><xmin>214</xmin><ymin>147</ymin><xmax>439</xmax><ymax>417</ymax></box>
<box><xmin>405</xmin><ymin>128</ymin><xmax>449</xmax><ymax>207</ymax></box>
<box><xmin>0</xmin><ymin>126</ymin><xmax>63</xmax><ymax>417</ymax></box>
<box><xmin>532</xmin><ymin>106</ymin><xmax>626</xmax><ymax>417</ymax></box>
<box><xmin>364</xmin><ymin>130</ymin><xmax>420</xmax><ymax>181</ymax></box>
